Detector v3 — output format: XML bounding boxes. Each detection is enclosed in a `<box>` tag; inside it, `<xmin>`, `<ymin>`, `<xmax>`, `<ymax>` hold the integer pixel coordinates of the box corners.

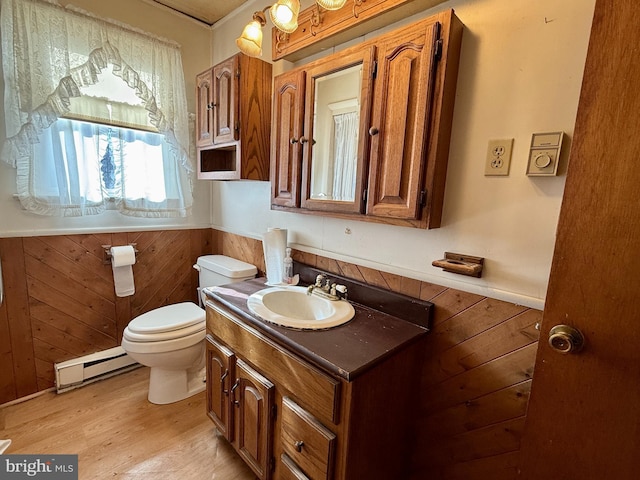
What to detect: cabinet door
<box><xmin>213</xmin><ymin>55</ymin><xmax>239</xmax><ymax>144</ymax></box>
<box><xmin>271</xmin><ymin>70</ymin><xmax>306</xmax><ymax>208</ymax></box>
<box><xmin>367</xmin><ymin>21</ymin><xmax>441</xmax><ymax>220</ymax></box>
<box><xmin>206</xmin><ymin>335</ymin><xmax>235</xmax><ymax>440</ymax></box>
<box><xmin>196</xmin><ymin>69</ymin><xmax>214</xmax><ymax>148</ymax></box>
<box><xmin>300</xmin><ymin>46</ymin><xmax>375</xmax><ymax>214</ymax></box>
<box><xmin>232</xmin><ymin>359</ymin><xmax>275</xmax><ymax>480</ymax></box>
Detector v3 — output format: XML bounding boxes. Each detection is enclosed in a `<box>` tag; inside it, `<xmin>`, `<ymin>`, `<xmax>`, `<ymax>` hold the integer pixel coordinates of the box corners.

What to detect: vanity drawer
<box><xmin>280</xmin><ymin>453</ymin><xmax>310</xmax><ymax>480</ymax></box>
<box><xmin>281</xmin><ymin>396</ymin><xmax>336</xmax><ymax>480</ymax></box>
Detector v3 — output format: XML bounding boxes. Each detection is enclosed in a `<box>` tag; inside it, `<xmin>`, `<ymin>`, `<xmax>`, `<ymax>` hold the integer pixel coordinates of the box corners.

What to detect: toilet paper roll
<box><xmin>110</xmin><ymin>245</ymin><xmax>136</xmax><ymax>267</ymax></box>
<box><xmin>111</xmin><ymin>245</ymin><xmax>136</xmax><ymax>297</ymax></box>
<box><xmin>263</xmin><ymin>228</ymin><xmax>287</xmax><ymax>285</ymax></box>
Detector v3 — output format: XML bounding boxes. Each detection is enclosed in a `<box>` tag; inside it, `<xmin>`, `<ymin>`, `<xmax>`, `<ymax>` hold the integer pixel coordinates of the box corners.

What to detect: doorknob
<box><xmin>548</xmin><ymin>325</ymin><xmax>585</xmax><ymax>354</ymax></box>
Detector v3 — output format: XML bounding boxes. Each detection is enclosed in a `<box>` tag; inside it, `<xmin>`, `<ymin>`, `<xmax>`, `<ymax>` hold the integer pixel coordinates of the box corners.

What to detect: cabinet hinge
<box><xmin>372</xmin><ymin>60</ymin><xmax>378</xmax><ymax>79</ymax></box>
<box><xmin>362</xmin><ymin>188</ymin><xmax>368</xmax><ymax>204</ymax></box>
<box><xmin>434</xmin><ymin>39</ymin><xmax>443</xmax><ymax>62</ymax></box>
<box><xmin>235</xmin><ymin>122</ymin><xmax>239</xmax><ymax>133</ymax></box>
<box><xmin>420</xmin><ymin>189</ymin><xmax>427</xmax><ymax>207</ymax></box>
<box><xmin>434</xmin><ymin>22</ymin><xmax>443</xmax><ymax>62</ymax></box>
<box><xmin>235</xmin><ymin>68</ymin><xmax>241</xmax><ymax>78</ymax></box>
<box><xmin>270</xmin><ymin>457</ymin><xmax>275</xmax><ymax>472</ymax></box>
<box><xmin>271</xmin><ymin>404</ymin><xmax>277</xmax><ymax>418</ymax></box>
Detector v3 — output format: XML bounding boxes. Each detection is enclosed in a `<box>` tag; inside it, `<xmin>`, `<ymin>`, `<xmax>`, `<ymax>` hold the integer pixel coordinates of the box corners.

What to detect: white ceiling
<box><xmin>151</xmin><ymin>0</ymin><xmax>251</xmax><ymax>26</ymax></box>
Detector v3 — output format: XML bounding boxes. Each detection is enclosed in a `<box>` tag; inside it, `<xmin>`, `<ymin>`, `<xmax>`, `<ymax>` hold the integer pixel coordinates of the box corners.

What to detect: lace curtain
<box><xmin>331</xmin><ymin>111</ymin><xmax>358</xmax><ymax>202</ymax></box>
<box><xmin>1</xmin><ymin>0</ymin><xmax>193</xmax><ymax>217</ymax></box>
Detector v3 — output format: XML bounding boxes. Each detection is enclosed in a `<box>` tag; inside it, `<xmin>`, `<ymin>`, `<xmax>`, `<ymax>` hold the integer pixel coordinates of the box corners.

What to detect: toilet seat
<box><xmin>127</xmin><ymin>302</ymin><xmax>205</xmax><ymax>335</ymax></box>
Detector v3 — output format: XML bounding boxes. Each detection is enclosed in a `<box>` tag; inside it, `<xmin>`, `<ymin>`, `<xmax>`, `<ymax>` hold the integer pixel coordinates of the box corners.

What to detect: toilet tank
<box><xmin>196</xmin><ymin>255</ymin><xmax>257</xmax><ymax>288</ymax></box>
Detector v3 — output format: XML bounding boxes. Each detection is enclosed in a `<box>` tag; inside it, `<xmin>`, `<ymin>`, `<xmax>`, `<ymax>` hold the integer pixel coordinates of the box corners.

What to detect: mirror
<box><xmin>301</xmin><ymin>47</ymin><xmax>374</xmax><ymax>213</ymax></box>
<box><xmin>309</xmin><ymin>64</ymin><xmax>361</xmax><ymax>202</ymax></box>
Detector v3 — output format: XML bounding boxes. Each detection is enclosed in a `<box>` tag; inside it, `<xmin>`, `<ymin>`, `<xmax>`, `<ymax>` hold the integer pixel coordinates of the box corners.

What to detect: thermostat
<box><xmin>526</xmin><ymin>131</ymin><xmax>564</xmax><ymax>176</ymax></box>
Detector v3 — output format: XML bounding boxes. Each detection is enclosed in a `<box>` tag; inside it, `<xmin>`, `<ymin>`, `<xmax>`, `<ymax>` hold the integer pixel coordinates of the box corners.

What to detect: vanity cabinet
<box><xmin>204</xmin><ymin>286</ymin><xmax>428</xmax><ymax>480</ymax></box>
<box><xmin>270</xmin><ymin>9</ymin><xmax>463</xmax><ymax>228</ymax></box>
<box><xmin>196</xmin><ymin>53</ymin><xmax>272</xmax><ymax>180</ymax></box>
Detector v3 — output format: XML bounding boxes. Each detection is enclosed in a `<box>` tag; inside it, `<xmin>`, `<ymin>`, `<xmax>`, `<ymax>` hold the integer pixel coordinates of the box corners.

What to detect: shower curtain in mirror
<box><xmin>331</xmin><ymin>111</ymin><xmax>358</xmax><ymax>202</ymax></box>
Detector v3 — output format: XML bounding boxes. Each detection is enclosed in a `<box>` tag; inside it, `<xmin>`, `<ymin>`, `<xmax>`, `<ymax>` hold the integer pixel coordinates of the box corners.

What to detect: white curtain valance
<box><xmin>0</xmin><ymin>0</ymin><xmax>192</xmax><ymax>174</ymax></box>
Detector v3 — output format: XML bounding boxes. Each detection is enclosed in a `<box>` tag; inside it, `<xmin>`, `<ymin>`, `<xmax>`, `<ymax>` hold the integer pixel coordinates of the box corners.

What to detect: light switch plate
<box><xmin>485</xmin><ymin>138</ymin><xmax>513</xmax><ymax>176</ymax></box>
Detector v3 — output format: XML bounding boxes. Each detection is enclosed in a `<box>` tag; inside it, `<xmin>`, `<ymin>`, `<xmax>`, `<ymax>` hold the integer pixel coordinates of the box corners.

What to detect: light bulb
<box><xmin>236</xmin><ymin>19</ymin><xmax>264</xmax><ymax>57</ymax></box>
<box><xmin>270</xmin><ymin>0</ymin><xmax>300</xmax><ymax>34</ymax></box>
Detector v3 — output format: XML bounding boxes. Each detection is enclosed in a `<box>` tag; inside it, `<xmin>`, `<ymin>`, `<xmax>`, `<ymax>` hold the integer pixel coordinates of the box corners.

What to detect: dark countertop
<box><xmin>203</xmin><ymin>277</ymin><xmax>429</xmax><ymax>381</ymax></box>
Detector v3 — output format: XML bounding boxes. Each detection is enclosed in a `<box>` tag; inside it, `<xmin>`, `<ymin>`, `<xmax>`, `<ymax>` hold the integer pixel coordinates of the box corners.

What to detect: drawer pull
<box><xmin>294</xmin><ymin>440</ymin><xmax>305</xmax><ymax>452</ymax></box>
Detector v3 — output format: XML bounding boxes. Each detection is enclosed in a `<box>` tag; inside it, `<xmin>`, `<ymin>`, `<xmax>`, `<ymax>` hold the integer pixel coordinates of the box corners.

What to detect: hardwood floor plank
<box><xmin>0</xmin><ymin>367</ymin><xmax>256</xmax><ymax>480</ymax></box>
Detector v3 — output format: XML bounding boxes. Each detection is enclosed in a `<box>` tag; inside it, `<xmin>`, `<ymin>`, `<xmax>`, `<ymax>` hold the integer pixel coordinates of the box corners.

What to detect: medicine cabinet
<box><xmin>270</xmin><ymin>9</ymin><xmax>463</xmax><ymax>229</ymax></box>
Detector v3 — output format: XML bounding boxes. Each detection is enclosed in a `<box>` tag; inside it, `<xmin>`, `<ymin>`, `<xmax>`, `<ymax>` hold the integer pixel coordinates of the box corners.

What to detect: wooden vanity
<box><xmin>203</xmin><ymin>276</ymin><xmax>432</xmax><ymax>480</ymax></box>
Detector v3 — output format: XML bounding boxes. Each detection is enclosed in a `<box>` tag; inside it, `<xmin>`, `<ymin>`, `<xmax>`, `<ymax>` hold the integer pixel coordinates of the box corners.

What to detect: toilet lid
<box><xmin>128</xmin><ymin>302</ymin><xmax>205</xmax><ymax>334</ymax></box>
<box><xmin>123</xmin><ymin>322</ymin><xmax>205</xmax><ymax>343</ymax></box>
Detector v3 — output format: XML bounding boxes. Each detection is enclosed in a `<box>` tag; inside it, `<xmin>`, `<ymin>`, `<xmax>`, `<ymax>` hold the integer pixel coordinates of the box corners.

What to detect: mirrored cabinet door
<box><xmin>300</xmin><ymin>46</ymin><xmax>376</xmax><ymax>214</ymax></box>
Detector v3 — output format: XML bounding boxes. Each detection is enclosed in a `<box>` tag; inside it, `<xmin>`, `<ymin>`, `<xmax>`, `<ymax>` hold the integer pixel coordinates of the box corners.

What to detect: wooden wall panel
<box><xmin>0</xmin><ymin>229</ymin><xmax>213</xmax><ymax>405</ymax></box>
<box><xmin>214</xmin><ymin>231</ymin><xmax>541</xmax><ymax>480</ymax></box>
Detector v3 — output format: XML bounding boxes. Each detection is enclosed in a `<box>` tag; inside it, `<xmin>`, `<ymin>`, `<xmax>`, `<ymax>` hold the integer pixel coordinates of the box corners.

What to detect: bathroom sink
<box><xmin>246</xmin><ymin>286</ymin><xmax>355</xmax><ymax>330</ymax></box>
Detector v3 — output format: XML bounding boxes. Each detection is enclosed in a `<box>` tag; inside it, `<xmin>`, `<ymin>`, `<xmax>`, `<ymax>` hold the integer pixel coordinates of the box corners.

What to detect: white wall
<box><xmin>0</xmin><ymin>0</ymin><xmax>213</xmax><ymax>236</ymax></box>
<box><xmin>211</xmin><ymin>0</ymin><xmax>596</xmax><ymax>309</ymax></box>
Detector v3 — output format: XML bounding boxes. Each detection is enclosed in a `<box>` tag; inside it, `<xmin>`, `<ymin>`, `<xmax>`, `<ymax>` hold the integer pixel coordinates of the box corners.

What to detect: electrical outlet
<box><xmin>484</xmin><ymin>138</ymin><xmax>513</xmax><ymax>176</ymax></box>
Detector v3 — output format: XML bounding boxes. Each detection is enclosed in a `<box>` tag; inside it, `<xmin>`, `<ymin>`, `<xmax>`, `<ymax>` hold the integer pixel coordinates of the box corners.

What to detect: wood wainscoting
<box><xmin>0</xmin><ymin>229</ymin><xmax>213</xmax><ymax>404</ymax></box>
<box><xmin>1</xmin><ymin>227</ymin><xmax>540</xmax><ymax>479</ymax></box>
<box><xmin>213</xmin><ymin>230</ymin><xmax>541</xmax><ymax>480</ymax></box>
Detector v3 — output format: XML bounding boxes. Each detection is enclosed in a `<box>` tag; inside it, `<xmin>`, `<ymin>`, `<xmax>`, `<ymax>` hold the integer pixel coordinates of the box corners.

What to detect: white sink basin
<box><xmin>247</xmin><ymin>286</ymin><xmax>355</xmax><ymax>330</ymax></box>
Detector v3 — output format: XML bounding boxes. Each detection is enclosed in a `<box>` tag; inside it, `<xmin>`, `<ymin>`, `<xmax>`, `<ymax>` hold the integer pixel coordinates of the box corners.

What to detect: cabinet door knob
<box><xmin>369</xmin><ymin>127</ymin><xmax>379</xmax><ymax>136</ymax></box>
<box><xmin>207</xmin><ymin>102</ymin><xmax>217</xmax><ymax>110</ymax></box>
<box><xmin>290</xmin><ymin>138</ymin><xmax>298</xmax><ymax>144</ymax></box>
<box><xmin>294</xmin><ymin>440</ymin><xmax>305</xmax><ymax>452</ymax></box>
<box><xmin>299</xmin><ymin>137</ymin><xmax>309</xmax><ymax>144</ymax></box>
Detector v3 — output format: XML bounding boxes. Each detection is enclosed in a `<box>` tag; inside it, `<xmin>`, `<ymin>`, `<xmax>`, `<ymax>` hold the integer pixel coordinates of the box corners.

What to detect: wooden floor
<box><xmin>0</xmin><ymin>367</ymin><xmax>256</xmax><ymax>480</ymax></box>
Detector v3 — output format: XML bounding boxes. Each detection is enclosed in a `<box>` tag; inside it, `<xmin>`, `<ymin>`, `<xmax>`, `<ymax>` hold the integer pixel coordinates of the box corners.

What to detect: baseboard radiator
<box><xmin>54</xmin><ymin>346</ymin><xmax>140</xmax><ymax>393</ymax></box>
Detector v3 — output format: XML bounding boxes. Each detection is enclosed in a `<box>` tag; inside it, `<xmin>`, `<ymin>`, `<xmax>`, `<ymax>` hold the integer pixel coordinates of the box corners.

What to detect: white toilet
<box><xmin>121</xmin><ymin>255</ymin><xmax>257</xmax><ymax>404</ymax></box>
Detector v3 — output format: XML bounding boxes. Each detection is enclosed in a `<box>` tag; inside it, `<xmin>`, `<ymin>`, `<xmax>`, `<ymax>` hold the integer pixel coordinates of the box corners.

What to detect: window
<box><xmin>1</xmin><ymin>0</ymin><xmax>193</xmax><ymax>217</ymax></box>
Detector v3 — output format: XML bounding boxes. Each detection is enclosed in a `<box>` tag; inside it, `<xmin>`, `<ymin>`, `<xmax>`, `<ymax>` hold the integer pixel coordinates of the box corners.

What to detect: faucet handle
<box><xmin>335</xmin><ymin>284</ymin><xmax>347</xmax><ymax>299</ymax></box>
<box><xmin>315</xmin><ymin>274</ymin><xmax>324</xmax><ymax>286</ymax></box>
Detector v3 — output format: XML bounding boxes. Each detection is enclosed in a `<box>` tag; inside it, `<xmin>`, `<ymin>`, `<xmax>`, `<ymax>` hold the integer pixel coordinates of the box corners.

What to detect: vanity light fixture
<box><xmin>315</xmin><ymin>0</ymin><xmax>348</xmax><ymax>10</ymax></box>
<box><xmin>236</xmin><ymin>10</ymin><xmax>268</xmax><ymax>57</ymax></box>
<box><xmin>237</xmin><ymin>0</ymin><xmax>350</xmax><ymax>57</ymax></box>
<box><xmin>270</xmin><ymin>0</ymin><xmax>301</xmax><ymax>33</ymax></box>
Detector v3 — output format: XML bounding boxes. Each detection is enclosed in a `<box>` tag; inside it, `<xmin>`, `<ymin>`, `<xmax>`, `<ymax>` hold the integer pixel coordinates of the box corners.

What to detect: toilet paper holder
<box><xmin>102</xmin><ymin>244</ymin><xmax>139</xmax><ymax>265</ymax></box>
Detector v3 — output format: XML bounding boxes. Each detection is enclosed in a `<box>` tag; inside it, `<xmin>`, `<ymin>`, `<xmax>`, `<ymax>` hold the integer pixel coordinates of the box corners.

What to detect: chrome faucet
<box><xmin>307</xmin><ymin>274</ymin><xmax>348</xmax><ymax>301</ymax></box>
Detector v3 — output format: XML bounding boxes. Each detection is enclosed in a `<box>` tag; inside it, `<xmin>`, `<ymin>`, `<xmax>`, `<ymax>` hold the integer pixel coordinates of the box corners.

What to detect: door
<box><xmin>233</xmin><ymin>359</ymin><xmax>275</xmax><ymax>480</ymax></box>
<box><xmin>519</xmin><ymin>1</ymin><xmax>640</xmax><ymax>478</ymax></box>
<box><xmin>271</xmin><ymin>69</ymin><xmax>306</xmax><ymax>208</ymax></box>
<box><xmin>205</xmin><ymin>335</ymin><xmax>235</xmax><ymax>440</ymax></box>
<box><xmin>212</xmin><ymin>55</ymin><xmax>238</xmax><ymax>144</ymax></box>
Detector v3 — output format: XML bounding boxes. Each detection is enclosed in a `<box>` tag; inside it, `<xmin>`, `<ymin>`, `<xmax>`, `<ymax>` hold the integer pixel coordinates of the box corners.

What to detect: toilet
<box><xmin>121</xmin><ymin>255</ymin><xmax>257</xmax><ymax>404</ymax></box>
